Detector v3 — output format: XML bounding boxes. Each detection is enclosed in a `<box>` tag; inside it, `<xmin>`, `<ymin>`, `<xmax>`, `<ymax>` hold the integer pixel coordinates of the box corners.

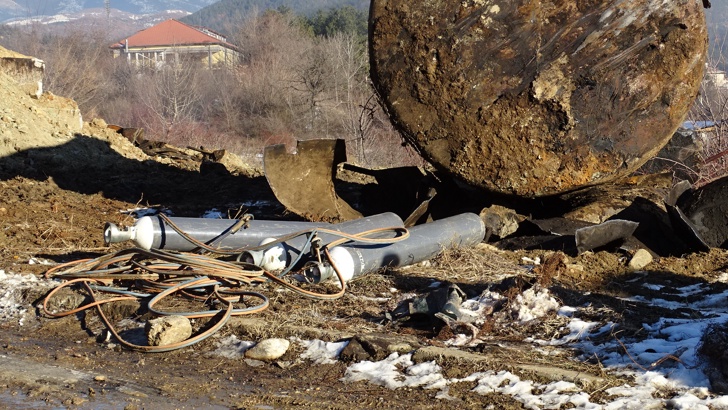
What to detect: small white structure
<box><xmin>706</xmin><ymin>64</ymin><xmax>728</xmax><ymax>88</ymax></box>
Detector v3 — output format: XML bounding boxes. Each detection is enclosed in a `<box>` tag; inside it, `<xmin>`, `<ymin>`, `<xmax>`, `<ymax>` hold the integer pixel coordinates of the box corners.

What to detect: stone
<box><xmin>699</xmin><ymin>321</ymin><xmax>728</xmax><ymax>394</ymax></box>
<box><xmin>244</xmin><ymin>338</ymin><xmax>290</xmax><ymax>361</ymax></box>
<box><xmin>339</xmin><ymin>333</ymin><xmax>419</xmax><ymax>362</ymax></box>
<box><xmin>479</xmin><ymin>205</ymin><xmax>524</xmax><ymax>240</ymax></box>
<box><xmin>517</xmin><ymin>364</ymin><xmax>604</xmax><ymax>385</ymax></box>
<box><xmin>145</xmin><ymin>315</ymin><xmax>192</xmax><ymax>347</ymax></box>
<box><xmin>91</xmin><ymin>118</ymin><xmax>107</xmax><ymax>128</ymax></box>
<box><xmin>628</xmin><ymin>249</ymin><xmax>654</xmax><ymax>270</ymax></box>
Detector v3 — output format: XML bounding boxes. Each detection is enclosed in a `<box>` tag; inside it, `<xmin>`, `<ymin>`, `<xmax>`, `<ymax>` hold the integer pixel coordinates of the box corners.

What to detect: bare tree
<box><xmin>1</xmin><ymin>26</ymin><xmax>113</xmax><ymax>116</ymax></box>
<box><xmin>686</xmin><ymin>51</ymin><xmax>728</xmax><ymax>185</ymax></box>
<box><xmin>232</xmin><ymin>9</ymin><xmax>316</xmax><ymax>144</ymax></box>
<box><xmin>322</xmin><ymin>32</ymin><xmax>375</xmax><ymax>163</ymax></box>
<box><xmin>136</xmin><ymin>58</ymin><xmax>203</xmax><ymax>138</ymax></box>
<box><xmin>292</xmin><ymin>43</ymin><xmax>334</xmax><ymax>134</ymax></box>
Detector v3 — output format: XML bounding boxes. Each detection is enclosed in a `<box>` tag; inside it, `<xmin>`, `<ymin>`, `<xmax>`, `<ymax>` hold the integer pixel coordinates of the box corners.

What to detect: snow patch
<box><xmin>210</xmin><ymin>335</ymin><xmax>255</xmax><ymax>359</ymax></box>
<box><xmin>0</xmin><ymin>270</ymin><xmax>55</xmax><ymax>325</ymax></box>
<box><xmin>298</xmin><ymin>339</ymin><xmax>348</xmax><ymax>365</ymax></box>
<box><xmin>511</xmin><ymin>287</ymin><xmax>559</xmax><ymax>322</ymax></box>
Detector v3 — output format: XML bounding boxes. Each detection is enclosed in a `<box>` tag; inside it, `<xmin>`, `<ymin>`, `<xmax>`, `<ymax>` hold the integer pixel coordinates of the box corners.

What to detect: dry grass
<box><xmin>398</xmin><ymin>244</ymin><xmax>528</xmax><ymax>285</ymax></box>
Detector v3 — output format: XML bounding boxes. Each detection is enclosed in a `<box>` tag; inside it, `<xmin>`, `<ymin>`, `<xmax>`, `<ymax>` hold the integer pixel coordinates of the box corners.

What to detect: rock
<box><xmin>339</xmin><ymin>333</ymin><xmax>419</xmax><ymax>362</ymax></box>
<box><xmin>479</xmin><ymin>205</ymin><xmax>523</xmax><ymax>240</ymax></box>
<box><xmin>699</xmin><ymin>321</ymin><xmax>728</xmax><ymax>394</ymax></box>
<box><xmin>370</xmin><ymin>0</ymin><xmax>707</xmax><ymax>197</ymax></box>
<box><xmin>145</xmin><ymin>316</ymin><xmax>192</xmax><ymax>347</ymax></box>
<box><xmin>91</xmin><ymin>118</ymin><xmax>107</xmax><ymax>128</ymax></box>
<box><xmin>339</xmin><ymin>338</ymin><xmax>370</xmax><ymax>363</ymax></box>
<box><xmin>517</xmin><ymin>364</ymin><xmax>604</xmax><ymax>385</ymax></box>
<box><xmin>412</xmin><ymin>345</ymin><xmax>490</xmax><ymax>364</ymax></box>
<box><xmin>213</xmin><ymin>149</ymin><xmax>261</xmax><ymax>177</ymax></box>
<box><xmin>244</xmin><ymin>338</ymin><xmax>290</xmax><ymax>361</ymax></box>
<box><xmin>628</xmin><ymin>248</ymin><xmax>654</xmax><ymax>270</ymax></box>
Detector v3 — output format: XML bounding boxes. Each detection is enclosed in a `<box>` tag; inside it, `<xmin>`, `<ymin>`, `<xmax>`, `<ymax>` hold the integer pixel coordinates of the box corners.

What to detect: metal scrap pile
<box><xmin>43</xmin><ymin>211</ymin><xmax>485</xmax><ymax>352</ymax></box>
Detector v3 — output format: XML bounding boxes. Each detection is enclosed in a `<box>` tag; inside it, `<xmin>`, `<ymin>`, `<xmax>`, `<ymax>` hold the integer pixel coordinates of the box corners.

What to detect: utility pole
<box><xmin>105</xmin><ymin>0</ymin><xmax>111</xmax><ymax>31</ymax></box>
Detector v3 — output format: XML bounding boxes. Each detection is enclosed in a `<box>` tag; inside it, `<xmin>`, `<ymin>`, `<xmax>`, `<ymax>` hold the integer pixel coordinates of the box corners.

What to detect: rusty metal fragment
<box><xmin>675</xmin><ymin>177</ymin><xmax>728</xmax><ymax>249</ymax></box>
<box><xmin>575</xmin><ymin>220</ymin><xmax>639</xmax><ymax>254</ymax></box>
<box><xmin>370</xmin><ymin>0</ymin><xmax>707</xmax><ymax>197</ymax></box>
<box><xmin>263</xmin><ymin>139</ymin><xmax>363</xmax><ymax>222</ymax></box>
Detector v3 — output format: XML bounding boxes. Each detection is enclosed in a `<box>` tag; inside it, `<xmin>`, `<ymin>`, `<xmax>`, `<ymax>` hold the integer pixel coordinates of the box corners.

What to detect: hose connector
<box><xmin>104</xmin><ymin>222</ymin><xmax>133</xmax><ymax>245</ymax></box>
<box><xmin>239</xmin><ymin>250</ymin><xmax>265</xmax><ymax>266</ymax></box>
<box><xmin>303</xmin><ymin>261</ymin><xmax>335</xmax><ymax>284</ymax></box>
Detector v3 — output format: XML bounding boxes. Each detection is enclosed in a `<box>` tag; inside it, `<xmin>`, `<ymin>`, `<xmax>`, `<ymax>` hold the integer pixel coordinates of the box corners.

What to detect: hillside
<box><xmin>180</xmin><ymin>0</ymin><xmax>369</xmax><ymax>33</ymax></box>
<box><xmin>1</xmin><ymin>8</ymin><xmax>192</xmax><ymax>42</ymax></box>
<box><xmin>0</xmin><ymin>0</ymin><xmax>215</xmax><ymax>23</ymax></box>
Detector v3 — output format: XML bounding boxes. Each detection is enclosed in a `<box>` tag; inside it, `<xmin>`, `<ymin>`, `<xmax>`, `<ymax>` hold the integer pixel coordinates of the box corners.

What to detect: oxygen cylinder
<box><xmin>104</xmin><ymin>215</ymin><xmax>327</xmax><ymax>251</ymax></box>
<box><xmin>304</xmin><ymin>213</ymin><xmax>485</xmax><ymax>283</ymax></box>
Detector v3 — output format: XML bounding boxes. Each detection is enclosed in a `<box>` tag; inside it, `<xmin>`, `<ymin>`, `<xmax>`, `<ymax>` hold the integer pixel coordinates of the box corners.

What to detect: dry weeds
<box><xmin>400</xmin><ymin>244</ymin><xmax>527</xmax><ymax>284</ymax></box>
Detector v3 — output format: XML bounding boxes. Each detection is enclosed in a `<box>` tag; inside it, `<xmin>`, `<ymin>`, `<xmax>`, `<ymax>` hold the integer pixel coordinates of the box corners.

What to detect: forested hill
<box><xmin>180</xmin><ymin>0</ymin><xmax>369</xmax><ymax>32</ymax></box>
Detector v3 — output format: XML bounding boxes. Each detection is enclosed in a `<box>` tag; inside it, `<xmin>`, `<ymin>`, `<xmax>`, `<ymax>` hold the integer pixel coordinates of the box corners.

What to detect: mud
<box><xmin>369</xmin><ymin>0</ymin><xmax>707</xmax><ymax>197</ymax></box>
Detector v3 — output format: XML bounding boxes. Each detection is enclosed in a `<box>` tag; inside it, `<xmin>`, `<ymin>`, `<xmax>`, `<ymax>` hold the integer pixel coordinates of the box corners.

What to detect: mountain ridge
<box><xmin>0</xmin><ymin>0</ymin><xmax>215</xmax><ymax>23</ymax></box>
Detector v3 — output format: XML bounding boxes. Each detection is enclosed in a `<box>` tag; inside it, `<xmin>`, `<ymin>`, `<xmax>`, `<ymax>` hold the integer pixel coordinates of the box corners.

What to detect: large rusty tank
<box><xmin>369</xmin><ymin>0</ymin><xmax>708</xmax><ymax>197</ymax></box>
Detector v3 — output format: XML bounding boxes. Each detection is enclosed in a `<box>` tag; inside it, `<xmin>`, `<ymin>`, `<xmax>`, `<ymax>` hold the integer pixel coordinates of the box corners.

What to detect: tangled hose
<box><xmin>42</xmin><ymin>222</ymin><xmax>408</xmax><ymax>353</ymax></box>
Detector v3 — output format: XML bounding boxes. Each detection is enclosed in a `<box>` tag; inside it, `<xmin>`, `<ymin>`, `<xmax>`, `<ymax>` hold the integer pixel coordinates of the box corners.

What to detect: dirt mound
<box><xmin>0</xmin><ymin>44</ymin><xmax>258</xmax><ymax>183</ymax></box>
<box><xmin>0</xmin><ymin>53</ymin><xmax>82</xmax><ymax>157</ymax></box>
<box><xmin>0</xmin><ymin>44</ymin><xmax>145</xmax><ymax>176</ymax></box>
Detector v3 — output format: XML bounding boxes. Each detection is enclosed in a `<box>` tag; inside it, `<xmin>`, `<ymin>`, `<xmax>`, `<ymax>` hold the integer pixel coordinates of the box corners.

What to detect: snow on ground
<box><xmin>298</xmin><ymin>338</ymin><xmax>348</xmax><ymax>365</ymax></box>
<box><xmin>0</xmin><ymin>269</ymin><xmax>56</xmax><ymax>326</ymax></box>
<box><xmin>6</xmin><ymin>266</ymin><xmax>728</xmax><ymax>407</ymax></box>
<box><xmin>302</xmin><ymin>282</ymin><xmax>728</xmax><ymax>409</ymax></box>
<box><xmin>209</xmin><ymin>335</ymin><xmax>256</xmax><ymax>359</ymax></box>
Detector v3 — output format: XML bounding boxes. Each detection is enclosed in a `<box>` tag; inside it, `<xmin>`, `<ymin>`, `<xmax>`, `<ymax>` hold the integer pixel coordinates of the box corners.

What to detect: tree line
<box><xmin>181</xmin><ymin>0</ymin><xmax>369</xmax><ymax>36</ymax></box>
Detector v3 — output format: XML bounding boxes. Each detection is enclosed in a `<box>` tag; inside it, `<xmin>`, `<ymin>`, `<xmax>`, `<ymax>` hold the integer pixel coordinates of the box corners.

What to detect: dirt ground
<box><xmin>3</xmin><ymin>46</ymin><xmax>728</xmax><ymax>410</ymax></box>
<box><xmin>2</xmin><ymin>124</ymin><xmax>728</xmax><ymax>410</ymax></box>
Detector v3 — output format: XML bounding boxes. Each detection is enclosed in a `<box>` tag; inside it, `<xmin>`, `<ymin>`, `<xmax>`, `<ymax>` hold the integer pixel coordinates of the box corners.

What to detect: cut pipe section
<box><xmin>239</xmin><ymin>212</ymin><xmax>405</xmax><ymax>272</ymax></box>
<box><xmin>104</xmin><ymin>215</ymin><xmax>328</xmax><ymax>251</ymax></box>
<box><xmin>304</xmin><ymin>213</ymin><xmax>486</xmax><ymax>284</ymax></box>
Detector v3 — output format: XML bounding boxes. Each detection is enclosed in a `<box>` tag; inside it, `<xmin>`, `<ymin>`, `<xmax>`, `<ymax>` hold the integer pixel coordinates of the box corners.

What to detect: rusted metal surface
<box><xmin>264</xmin><ymin>139</ymin><xmax>363</xmax><ymax>222</ymax></box>
<box><xmin>370</xmin><ymin>0</ymin><xmax>707</xmax><ymax>197</ymax></box>
<box><xmin>677</xmin><ymin>177</ymin><xmax>728</xmax><ymax>249</ymax></box>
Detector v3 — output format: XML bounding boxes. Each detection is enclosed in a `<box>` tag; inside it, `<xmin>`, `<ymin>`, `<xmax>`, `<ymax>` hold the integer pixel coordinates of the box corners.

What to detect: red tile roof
<box><xmin>112</xmin><ymin>19</ymin><xmax>235</xmax><ymax>49</ymax></box>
